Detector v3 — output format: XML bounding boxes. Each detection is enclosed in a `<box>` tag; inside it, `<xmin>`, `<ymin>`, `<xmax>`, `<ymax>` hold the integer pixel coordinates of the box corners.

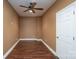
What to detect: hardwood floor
<box><xmin>6</xmin><ymin>40</ymin><xmax>56</xmax><ymax>59</ymax></box>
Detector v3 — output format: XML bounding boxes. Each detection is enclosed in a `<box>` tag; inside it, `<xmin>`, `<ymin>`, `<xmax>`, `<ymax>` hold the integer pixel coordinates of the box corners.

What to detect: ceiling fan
<box><xmin>20</xmin><ymin>2</ymin><xmax>44</xmax><ymax>13</ymax></box>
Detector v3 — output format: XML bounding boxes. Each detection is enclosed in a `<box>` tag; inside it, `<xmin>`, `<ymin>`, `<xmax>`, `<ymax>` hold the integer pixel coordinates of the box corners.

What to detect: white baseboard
<box><xmin>40</xmin><ymin>39</ymin><xmax>57</xmax><ymax>56</ymax></box>
<box><xmin>4</xmin><ymin>38</ymin><xmax>57</xmax><ymax>59</ymax></box>
<box><xmin>3</xmin><ymin>39</ymin><xmax>20</xmax><ymax>59</ymax></box>
<box><xmin>20</xmin><ymin>38</ymin><xmax>42</xmax><ymax>41</ymax></box>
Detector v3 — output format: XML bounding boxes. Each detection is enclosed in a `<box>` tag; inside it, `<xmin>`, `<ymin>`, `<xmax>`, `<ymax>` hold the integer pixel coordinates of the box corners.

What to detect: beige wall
<box><xmin>19</xmin><ymin>17</ymin><xmax>42</xmax><ymax>39</ymax></box>
<box><xmin>42</xmin><ymin>0</ymin><xmax>75</xmax><ymax>51</ymax></box>
<box><xmin>3</xmin><ymin>0</ymin><xmax>19</xmax><ymax>54</ymax></box>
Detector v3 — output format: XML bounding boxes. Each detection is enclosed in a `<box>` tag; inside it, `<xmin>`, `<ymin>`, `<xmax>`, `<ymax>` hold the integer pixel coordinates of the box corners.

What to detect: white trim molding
<box><xmin>3</xmin><ymin>39</ymin><xmax>20</xmax><ymax>59</ymax></box>
<box><xmin>20</xmin><ymin>38</ymin><xmax>42</xmax><ymax>41</ymax></box>
<box><xmin>40</xmin><ymin>39</ymin><xmax>57</xmax><ymax>56</ymax></box>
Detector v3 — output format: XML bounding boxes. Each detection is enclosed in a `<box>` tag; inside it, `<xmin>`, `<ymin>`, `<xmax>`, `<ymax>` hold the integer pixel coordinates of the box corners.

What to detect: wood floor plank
<box><xmin>6</xmin><ymin>40</ymin><xmax>56</xmax><ymax>59</ymax></box>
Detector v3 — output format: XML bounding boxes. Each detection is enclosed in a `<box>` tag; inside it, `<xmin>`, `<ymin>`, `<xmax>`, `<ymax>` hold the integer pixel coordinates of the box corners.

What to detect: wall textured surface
<box><xmin>3</xmin><ymin>0</ymin><xmax>19</xmax><ymax>54</ymax></box>
<box><xmin>19</xmin><ymin>17</ymin><xmax>42</xmax><ymax>39</ymax></box>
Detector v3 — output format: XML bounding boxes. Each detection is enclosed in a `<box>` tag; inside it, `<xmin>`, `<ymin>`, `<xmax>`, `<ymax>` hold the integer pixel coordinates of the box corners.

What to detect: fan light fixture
<box><xmin>20</xmin><ymin>0</ymin><xmax>44</xmax><ymax>13</ymax></box>
<box><xmin>29</xmin><ymin>10</ymin><xmax>33</xmax><ymax>13</ymax></box>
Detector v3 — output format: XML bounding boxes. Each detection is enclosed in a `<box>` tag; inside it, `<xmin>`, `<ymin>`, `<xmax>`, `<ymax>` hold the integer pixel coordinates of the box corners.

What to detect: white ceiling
<box><xmin>8</xmin><ymin>0</ymin><xmax>56</xmax><ymax>17</ymax></box>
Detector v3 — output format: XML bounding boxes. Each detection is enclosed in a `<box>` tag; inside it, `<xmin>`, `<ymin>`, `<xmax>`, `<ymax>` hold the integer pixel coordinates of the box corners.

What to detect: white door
<box><xmin>56</xmin><ymin>2</ymin><xmax>76</xmax><ymax>59</ymax></box>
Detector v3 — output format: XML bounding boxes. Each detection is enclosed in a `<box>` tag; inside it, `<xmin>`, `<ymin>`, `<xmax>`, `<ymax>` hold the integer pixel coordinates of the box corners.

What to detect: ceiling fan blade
<box><xmin>24</xmin><ymin>9</ymin><xmax>30</xmax><ymax>12</ymax></box>
<box><xmin>32</xmin><ymin>9</ymin><xmax>35</xmax><ymax>13</ymax></box>
<box><xmin>34</xmin><ymin>8</ymin><xmax>44</xmax><ymax>10</ymax></box>
<box><xmin>20</xmin><ymin>5</ymin><xmax>28</xmax><ymax>8</ymax></box>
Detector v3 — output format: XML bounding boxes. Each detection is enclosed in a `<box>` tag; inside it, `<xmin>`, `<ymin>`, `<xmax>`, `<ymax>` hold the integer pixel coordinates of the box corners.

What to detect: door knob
<box><xmin>56</xmin><ymin>36</ymin><xmax>59</xmax><ymax>39</ymax></box>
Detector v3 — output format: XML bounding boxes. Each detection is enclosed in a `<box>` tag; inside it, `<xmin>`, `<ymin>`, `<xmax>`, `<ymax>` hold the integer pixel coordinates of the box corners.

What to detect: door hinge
<box><xmin>73</xmin><ymin>11</ymin><xmax>75</xmax><ymax>15</ymax></box>
<box><xmin>73</xmin><ymin>37</ymin><xmax>75</xmax><ymax>40</ymax></box>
